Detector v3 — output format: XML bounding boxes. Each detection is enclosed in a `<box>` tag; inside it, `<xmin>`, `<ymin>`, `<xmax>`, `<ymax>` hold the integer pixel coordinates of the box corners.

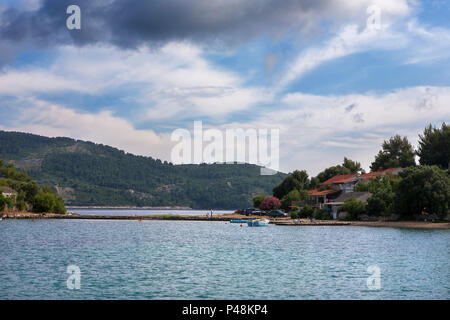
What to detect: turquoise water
<box><xmin>0</xmin><ymin>219</ymin><xmax>449</xmax><ymax>299</ymax></box>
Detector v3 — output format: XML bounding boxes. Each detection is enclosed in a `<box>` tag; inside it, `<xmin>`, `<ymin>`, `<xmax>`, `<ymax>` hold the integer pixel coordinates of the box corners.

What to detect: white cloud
<box><xmin>278</xmin><ymin>23</ymin><xmax>409</xmax><ymax>89</ymax></box>
<box><xmin>2</xmin><ymin>85</ymin><xmax>449</xmax><ymax>176</ymax></box>
<box><xmin>0</xmin><ymin>42</ymin><xmax>268</xmax><ymax>120</ymax></box>
<box><xmin>0</xmin><ymin>70</ymin><xmax>87</xmax><ymax>94</ymax></box>
<box><xmin>403</xmin><ymin>19</ymin><xmax>450</xmax><ymax>64</ymax></box>
<box><xmin>0</xmin><ymin>98</ymin><xmax>174</xmax><ymax>161</ymax></box>
<box><xmin>276</xmin><ymin>3</ymin><xmax>450</xmax><ymax>90</ymax></box>
<box><xmin>1</xmin><ymin>0</ymin><xmax>450</xmax><ymax>177</ymax></box>
<box><xmin>242</xmin><ymin>86</ymin><xmax>450</xmax><ymax>174</ymax></box>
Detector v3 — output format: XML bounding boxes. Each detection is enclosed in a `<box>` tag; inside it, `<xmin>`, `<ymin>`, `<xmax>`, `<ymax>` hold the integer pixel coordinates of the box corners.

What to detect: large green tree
<box><xmin>417</xmin><ymin>123</ymin><xmax>450</xmax><ymax>169</ymax></box>
<box><xmin>370</xmin><ymin>135</ymin><xmax>416</xmax><ymax>171</ymax></box>
<box><xmin>343</xmin><ymin>157</ymin><xmax>364</xmax><ymax>173</ymax></box>
<box><xmin>315</xmin><ymin>158</ymin><xmax>363</xmax><ymax>183</ymax></box>
<box><xmin>395</xmin><ymin>166</ymin><xmax>450</xmax><ymax>218</ymax></box>
<box><xmin>280</xmin><ymin>189</ymin><xmax>308</xmax><ymax>211</ymax></box>
<box><xmin>273</xmin><ymin>170</ymin><xmax>309</xmax><ymax>199</ymax></box>
<box><xmin>355</xmin><ymin>175</ymin><xmax>400</xmax><ymax>217</ymax></box>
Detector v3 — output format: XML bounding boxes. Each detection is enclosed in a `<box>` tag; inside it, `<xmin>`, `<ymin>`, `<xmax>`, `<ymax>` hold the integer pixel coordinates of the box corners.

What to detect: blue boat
<box><xmin>230</xmin><ymin>220</ymin><xmax>248</xmax><ymax>223</ymax></box>
<box><xmin>247</xmin><ymin>219</ymin><xmax>270</xmax><ymax>227</ymax></box>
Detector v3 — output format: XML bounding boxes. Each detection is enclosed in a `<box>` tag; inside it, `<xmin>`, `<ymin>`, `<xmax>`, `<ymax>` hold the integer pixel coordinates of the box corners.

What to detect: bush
<box><xmin>300</xmin><ymin>205</ymin><xmax>314</xmax><ymax>218</ymax></box>
<box><xmin>290</xmin><ymin>210</ymin><xmax>299</xmax><ymax>219</ymax></box>
<box><xmin>53</xmin><ymin>195</ymin><xmax>67</xmax><ymax>214</ymax></box>
<box><xmin>340</xmin><ymin>198</ymin><xmax>366</xmax><ymax>220</ymax></box>
<box><xmin>0</xmin><ymin>193</ymin><xmax>6</xmax><ymax>212</ymax></box>
<box><xmin>367</xmin><ymin>190</ymin><xmax>394</xmax><ymax>216</ymax></box>
<box><xmin>16</xmin><ymin>199</ymin><xmax>28</xmax><ymax>211</ymax></box>
<box><xmin>315</xmin><ymin>209</ymin><xmax>331</xmax><ymax>220</ymax></box>
<box><xmin>252</xmin><ymin>194</ymin><xmax>266</xmax><ymax>208</ymax></box>
<box><xmin>260</xmin><ymin>196</ymin><xmax>281</xmax><ymax>211</ymax></box>
<box><xmin>33</xmin><ymin>192</ymin><xmax>56</xmax><ymax>213</ymax></box>
<box><xmin>33</xmin><ymin>192</ymin><xmax>66</xmax><ymax>214</ymax></box>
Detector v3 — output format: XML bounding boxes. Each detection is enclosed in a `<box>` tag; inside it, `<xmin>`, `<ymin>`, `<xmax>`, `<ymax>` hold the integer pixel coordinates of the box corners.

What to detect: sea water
<box><xmin>0</xmin><ymin>218</ymin><xmax>448</xmax><ymax>299</ymax></box>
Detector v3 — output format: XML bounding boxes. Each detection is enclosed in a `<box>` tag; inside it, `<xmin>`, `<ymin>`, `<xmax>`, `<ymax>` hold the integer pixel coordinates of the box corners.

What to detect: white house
<box><xmin>0</xmin><ymin>186</ymin><xmax>18</xmax><ymax>198</ymax></box>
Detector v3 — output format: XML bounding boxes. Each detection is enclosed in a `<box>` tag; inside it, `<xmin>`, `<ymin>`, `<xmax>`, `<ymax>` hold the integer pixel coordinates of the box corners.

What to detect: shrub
<box><xmin>300</xmin><ymin>205</ymin><xmax>314</xmax><ymax>218</ymax></box>
<box><xmin>33</xmin><ymin>192</ymin><xmax>66</xmax><ymax>214</ymax></box>
<box><xmin>340</xmin><ymin>198</ymin><xmax>366</xmax><ymax>220</ymax></box>
<box><xmin>315</xmin><ymin>209</ymin><xmax>331</xmax><ymax>220</ymax></box>
<box><xmin>252</xmin><ymin>194</ymin><xmax>266</xmax><ymax>208</ymax></box>
<box><xmin>260</xmin><ymin>196</ymin><xmax>281</xmax><ymax>211</ymax></box>
<box><xmin>153</xmin><ymin>215</ymin><xmax>181</xmax><ymax>220</ymax></box>
<box><xmin>290</xmin><ymin>210</ymin><xmax>299</xmax><ymax>219</ymax></box>
<box><xmin>0</xmin><ymin>192</ymin><xmax>6</xmax><ymax>212</ymax></box>
<box><xmin>281</xmin><ymin>189</ymin><xmax>307</xmax><ymax>211</ymax></box>
<box><xmin>53</xmin><ymin>195</ymin><xmax>67</xmax><ymax>214</ymax></box>
<box><xmin>16</xmin><ymin>199</ymin><xmax>28</xmax><ymax>211</ymax></box>
<box><xmin>33</xmin><ymin>192</ymin><xmax>56</xmax><ymax>213</ymax></box>
<box><xmin>366</xmin><ymin>189</ymin><xmax>394</xmax><ymax>216</ymax></box>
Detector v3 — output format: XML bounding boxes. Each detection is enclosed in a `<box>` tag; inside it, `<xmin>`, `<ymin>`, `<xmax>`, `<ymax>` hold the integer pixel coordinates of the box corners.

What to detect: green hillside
<box><xmin>0</xmin><ymin>130</ymin><xmax>286</xmax><ymax>209</ymax></box>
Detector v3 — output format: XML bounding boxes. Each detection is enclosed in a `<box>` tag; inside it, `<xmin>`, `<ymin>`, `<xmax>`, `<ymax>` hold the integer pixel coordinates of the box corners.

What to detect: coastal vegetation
<box><xmin>0</xmin><ymin>123</ymin><xmax>447</xmax><ymax>217</ymax></box>
<box><xmin>261</xmin><ymin>123</ymin><xmax>449</xmax><ymax>220</ymax></box>
<box><xmin>300</xmin><ymin>205</ymin><xmax>314</xmax><ymax>218</ymax></box>
<box><xmin>395</xmin><ymin>166</ymin><xmax>449</xmax><ymax>218</ymax></box>
<box><xmin>355</xmin><ymin>175</ymin><xmax>399</xmax><ymax>216</ymax></box>
<box><xmin>0</xmin><ymin>160</ymin><xmax>66</xmax><ymax>214</ymax></box>
<box><xmin>339</xmin><ymin>198</ymin><xmax>367</xmax><ymax>220</ymax></box>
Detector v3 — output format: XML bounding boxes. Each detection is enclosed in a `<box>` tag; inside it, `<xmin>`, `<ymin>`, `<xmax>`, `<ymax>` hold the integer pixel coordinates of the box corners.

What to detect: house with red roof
<box><xmin>307</xmin><ymin>168</ymin><xmax>403</xmax><ymax>210</ymax></box>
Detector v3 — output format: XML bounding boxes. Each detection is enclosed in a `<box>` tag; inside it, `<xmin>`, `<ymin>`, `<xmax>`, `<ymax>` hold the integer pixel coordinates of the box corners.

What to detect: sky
<box><xmin>0</xmin><ymin>0</ymin><xmax>449</xmax><ymax>175</ymax></box>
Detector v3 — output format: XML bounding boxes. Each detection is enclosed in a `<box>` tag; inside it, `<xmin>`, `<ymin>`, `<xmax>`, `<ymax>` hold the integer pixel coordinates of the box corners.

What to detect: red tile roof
<box><xmin>320</xmin><ymin>174</ymin><xmax>356</xmax><ymax>185</ymax></box>
<box><xmin>319</xmin><ymin>168</ymin><xmax>402</xmax><ymax>186</ymax></box>
<box><xmin>308</xmin><ymin>189</ymin><xmax>339</xmax><ymax>196</ymax></box>
<box><xmin>359</xmin><ymin>167</ymin><xmax>401</xmax><ymax>183</ymax></box>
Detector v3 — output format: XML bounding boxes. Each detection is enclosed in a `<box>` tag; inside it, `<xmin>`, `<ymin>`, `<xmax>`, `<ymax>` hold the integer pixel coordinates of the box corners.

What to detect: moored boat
<box><xmin>230</xmin><ymin>220</ymin><xmax>248</xmax><ymax>223</ymax></box>
<box><xmin>247</xmin><ymin>218</ymin><xmax>269</xmax><ymax>227</ymax></box>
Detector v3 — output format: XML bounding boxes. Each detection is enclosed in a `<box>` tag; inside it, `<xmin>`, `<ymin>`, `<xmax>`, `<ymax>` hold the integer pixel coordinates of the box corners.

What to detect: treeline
<box><xmin>0</xmin><ymin>160</ymin><xmax>66</xmax><ymax>214</ymax></box>
<box><xmin>348</xmin><ymin>166</ymin><xmax>449</xmax><ymax>219</ymax></box>
<box><xmin>257</xmin><ymin>123</ymin><xmax>450</xmax><ymax>219</ymax></box>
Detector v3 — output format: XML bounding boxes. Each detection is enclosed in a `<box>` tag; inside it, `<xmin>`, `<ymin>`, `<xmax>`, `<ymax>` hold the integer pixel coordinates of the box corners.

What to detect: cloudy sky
<box><xmin>0</xmin><ymin>0</ymin><xmax>449</xmax><ymax>175</ymax></box>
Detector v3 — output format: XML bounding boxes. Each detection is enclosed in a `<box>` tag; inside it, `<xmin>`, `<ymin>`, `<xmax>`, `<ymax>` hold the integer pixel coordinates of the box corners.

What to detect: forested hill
<box><xmin>0</xmin><ymin>130</ymin><xmax>286</xmax><ymax>209</ymax></box>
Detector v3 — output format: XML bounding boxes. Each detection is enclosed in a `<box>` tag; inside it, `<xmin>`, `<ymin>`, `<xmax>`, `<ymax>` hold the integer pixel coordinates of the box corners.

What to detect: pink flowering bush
<box><xmin>259</xmin><ymin>196</ymin><xmax>281</xmax><ymax>210</ymax></box>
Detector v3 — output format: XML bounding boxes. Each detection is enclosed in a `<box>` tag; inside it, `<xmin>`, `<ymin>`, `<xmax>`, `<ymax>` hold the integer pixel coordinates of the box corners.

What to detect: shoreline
<box><xmin>2</xmin><ymin>212</ymin><xmax>449</xmax><ymax>229</ymax></box>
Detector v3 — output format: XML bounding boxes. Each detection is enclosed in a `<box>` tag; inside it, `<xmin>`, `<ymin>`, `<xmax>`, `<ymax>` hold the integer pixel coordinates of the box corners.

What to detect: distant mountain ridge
<box><xmin>0</xmin><ymin>130</ymin><xmax>286</xmax><ymax>209</ymax></box>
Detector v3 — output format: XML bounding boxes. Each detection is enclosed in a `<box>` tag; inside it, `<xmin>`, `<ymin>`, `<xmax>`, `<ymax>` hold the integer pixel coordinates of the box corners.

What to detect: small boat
<box><xmin>247</xmin><ymin>218</ymin><xmax>269</xmax><ymax>227</ymax></box>
<box><xmin>230</xmin><ymin>220</ymin><xmax>248</xmax><ymax>224</ymax></box>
